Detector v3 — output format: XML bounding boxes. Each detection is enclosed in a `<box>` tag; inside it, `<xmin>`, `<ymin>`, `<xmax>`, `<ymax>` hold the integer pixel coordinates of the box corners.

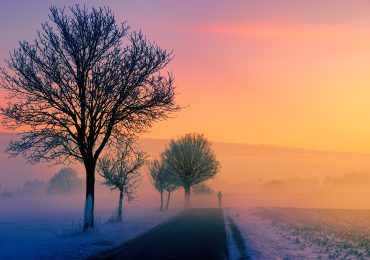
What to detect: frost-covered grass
<box><xmin>226</xmin><ymin>207</ymin><xmax>327</xmax><ymax>260</ymax></box>
<box><xmin>225</xmin><ymin>216</ymin><xmax>249</xmax><ymax>260</ymax></box>
<box><xmin>252</xmin><ymin>207</ymin><xmax>370</xmax><ymax>259</ymax></box>
<box><xmin>0</xmin><ymin>204</ymin><xmax>180</xmax><ymax>259</ymax></box>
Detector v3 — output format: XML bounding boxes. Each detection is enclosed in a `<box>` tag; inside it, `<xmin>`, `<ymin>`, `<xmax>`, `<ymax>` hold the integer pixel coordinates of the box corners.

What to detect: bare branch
<box><xmin>162</xmin><ymin>133</ymin><xmax>220</xmax><ymax>187</ymax></box>
<box><xmin>97</xmin><ymin>140</ymin><xmax>147</xmax><ymax>200</ymax></box>
<box><xmin>0</xmin><ymin>5</ymin><xmax>179</xmax><ymax>230</ymax></box>
<box><xmin>0</xmin><ymin>5</ymin><xmax>179</xmax><ymax>166</ymax></box>
<box><xmin>148</xmin><ymin>158</ymin><xmax>179</xmax><ymax>193</ymax></box>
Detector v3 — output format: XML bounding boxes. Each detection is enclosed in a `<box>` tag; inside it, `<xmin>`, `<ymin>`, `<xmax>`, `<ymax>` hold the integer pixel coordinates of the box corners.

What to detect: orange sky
<box><xmin>1</xmin><ymin>1</ymin><xmax>370</xmax><ymax>153</ymax></box>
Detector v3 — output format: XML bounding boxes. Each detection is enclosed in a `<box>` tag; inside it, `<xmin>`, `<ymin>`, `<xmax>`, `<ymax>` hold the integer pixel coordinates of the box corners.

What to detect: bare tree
<box><xmin>163</xmin><ymin>166</ymin><xmax>179</xmax><ymax>210</ymax></box>
<box><xmin>98</xmin><ymin>141</ymin><xmax>146</xmax><ymax>222</ymax></box>
<box><xmin>0</xmin><ymin>6</ymin><xmax>179</xmax><ymax>230</ymax></box>
<box><xmin>47</xmin><ymin>167</ymin><xmax>82</xmax><ymax>195</ymax></box>
<box><xmin>162</xmin><ymin>133</ymin><xmax>220</xmax><ymax>207</ymax></box>
<box><xmin>148</xmin><ymin>159</ymin><xmax>178</xmax><ymax>211</ymax></box>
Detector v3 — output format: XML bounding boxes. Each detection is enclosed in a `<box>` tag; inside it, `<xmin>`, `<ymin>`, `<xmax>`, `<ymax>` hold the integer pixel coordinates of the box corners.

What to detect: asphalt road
<box><xmin>105</xmin><ymin>208</ymin><xmax>228</xmax><ymax>260</ymax></box>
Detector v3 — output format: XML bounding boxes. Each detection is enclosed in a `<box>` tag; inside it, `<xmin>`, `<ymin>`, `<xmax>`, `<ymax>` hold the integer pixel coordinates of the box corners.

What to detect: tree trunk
<box><xmin>83</xmin><ymin>160</ymin><xmax>96</xmax><ymax>231</ymax></box>
<box><xmin>184</xmin><ymin>185</ymin><xmax>191</xmax><ymax>207</ymax></box>
<box><xmin>160</xmin><ymin>191</ymin><xmax>164</xmax><ymax>211</ymax></box>
<box><xmin>165</xmin><ymin>191</ymin><xmax>171</xmax><ymax>210</ymax></box>
<box><xmin>117</xmin><ymin>190</ymin><xmax>123</xmax><ymax>222</ymax></box>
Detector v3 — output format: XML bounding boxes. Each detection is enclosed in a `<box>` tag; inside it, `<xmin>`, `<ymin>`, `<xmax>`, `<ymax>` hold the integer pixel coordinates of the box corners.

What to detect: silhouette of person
<box><xmin>217</xmin><ymin>191</ymin><xmax>222</xmax><ymax>208</ymax></box>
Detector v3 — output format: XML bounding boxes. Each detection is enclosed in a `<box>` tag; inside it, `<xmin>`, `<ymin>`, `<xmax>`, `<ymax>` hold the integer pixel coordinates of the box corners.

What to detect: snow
<box><xmin>224</xmin><ymin>217</ymin><xmax>243</xmax><ymax>260</ymax></box>
<box><xmin>5</xmin><ymin>195</ymin><xmax>363</xmax><ymax>260</ymax></box>
<box><xmin>0</xmin><ymin>200</ymin><xmax>180</xmax><ymax>259</ymax></box>
<box><xmin>225</xmin><ymin>208</ymin><xmax>326</xmax><ymax>260</ymax></box>
<box><xmin>84</xmin><ymin>194</ymin><xmax>93</xmax><ymax>226</ymax></box>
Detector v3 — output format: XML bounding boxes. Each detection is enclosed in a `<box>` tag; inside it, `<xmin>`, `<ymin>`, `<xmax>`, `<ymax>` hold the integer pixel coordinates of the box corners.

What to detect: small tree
<box><xmin>0</xmin><ymin>5</ymin><xmax>179</xmax><ymax>230</ymax></box>
<box><xmin>98</xmin><ymin>142</ymin><xmax>146</xmax><ymax>222</ymax></box>
<box><xmin>47</xmin><ymin>167</ymin><xmax>82</xmax><ymax>195</ymax></box>
<box><xmin>162</xmin><ymin>133</ymin><xmax>220</xmax><ymax>207</ymax></box>
<box><xmin>163</xmin><ymin>167</ymin><xmax>179</xmax><ymax>210</ymax></box>
<box><xmin>148</xmin><ymin>159</ymin><xmax>178</xmax><ymax>211</ymax></box>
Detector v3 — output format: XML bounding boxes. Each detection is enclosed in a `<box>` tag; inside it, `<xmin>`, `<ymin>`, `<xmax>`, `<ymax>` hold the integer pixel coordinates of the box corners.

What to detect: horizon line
<box><xmin>1</xmin><ymin>131</ymin><xmax>369</xmax><ymax>156</ymax></box>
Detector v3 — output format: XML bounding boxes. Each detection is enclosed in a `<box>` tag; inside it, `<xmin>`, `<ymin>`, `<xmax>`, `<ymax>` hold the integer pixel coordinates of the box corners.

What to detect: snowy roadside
<box><xmin>225</xmin><ymin>208</ymin><xmax>326</xmax><ymax>260</ymax></box>
<box><xmin>0</xmin><ymin>206</ymin><xmax>181</xmax><ymax>259</ymax></box>
<box><xmin>224</xmin><ymin>214</ymin><xmax>248</xmax><ymax>260</ymax></box>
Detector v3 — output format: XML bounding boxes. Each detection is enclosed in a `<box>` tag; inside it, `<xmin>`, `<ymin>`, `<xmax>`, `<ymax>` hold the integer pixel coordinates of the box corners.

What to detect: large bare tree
<box><xmin>98</xmin><ymin>141</ymin><xmax>146</xmax><ymax>222</ymax></box>
<box><xmin>162</xmin><ymin>133</ymin><xmax>220</xmax><ymax>207</ymax></box>
<box><xmin>0</xmin><ymin>6</ymin><xmax>179</xmax><ymax>230</ymax></box>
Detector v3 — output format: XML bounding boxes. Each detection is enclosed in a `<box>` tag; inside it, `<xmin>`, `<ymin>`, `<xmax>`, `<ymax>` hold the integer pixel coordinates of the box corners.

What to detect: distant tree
<box><xmin>192</xmin><ymin>182</ymin><xmax>214</xmax><ymax>195</ymax></box>
<box><xmin>148</xmin><ymin>159</ymin><xmax>178</xmax><ymax>211</ymax></box>
<box><xmin>148</xmin><ymin>159</ymin><xmax>166</xmax><ymax>211</ymax></box>
<box><xmin>162</xmin><ymin>133</ymin><xmax>220</xmax><ymax>207</ymax></box>
<box><xmin>324</xmin><ymin>172</ymin><xmax>370</xmax><ymax>188</ymax></box>
<box><xmin>0</xmin><ymin>183</ymin><xmax>14</xmax><ymax>198</ymax></box>
<box><xmin>262</xmin><ymin>179</ymin><xmax>287</xmax><ymax>191</ymax></box>
<box><xmin>0</xmin><ymin>5</ymin><xmax>179</xmax><ymax>230</ymax></box>
<box><xmin>1</xmin><ymin>191</ymin><xmax>14</xmax><ymax>198</ymax></box>
<box><xmin>163</xmin><ymin>166</ymin><xmax>179</xmax><ymax>210</ymax></box>
<box><xmin>22</xmin><ymin>179</ymin><xmax>47</xmax><ymax>195</ymax></box>
<box><xmin>47</xmin><ymin>168</ymin><xmax>82</xmax><ymax>195</ymax></box>
<box><xmin>97</xmin><ymin>141</ymin><xmax>146</xmax><ymax>222</ymax></box>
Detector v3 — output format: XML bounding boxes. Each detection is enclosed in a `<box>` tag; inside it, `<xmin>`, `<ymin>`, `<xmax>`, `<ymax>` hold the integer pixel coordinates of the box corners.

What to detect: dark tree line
<box><xmin>0</xmin><ymin>5</ymin><xmax>179</xmax><ymax>230</ymax></box>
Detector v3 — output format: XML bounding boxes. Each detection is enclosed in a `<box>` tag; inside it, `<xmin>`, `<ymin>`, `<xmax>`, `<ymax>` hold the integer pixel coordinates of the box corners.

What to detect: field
<box><xmin>0</xmin><ymin>196</ymin><xmax>180</xmax><ymax>259</ymax></box>
<box><xmin>246</xmin><ymin>207</ymin><xmax>370</xmax><ymax>259</ymax></box>
<box><xmin>3</xmin><ymin>195</ymin><xmax>370</xmax><ymax>259</ymax></box>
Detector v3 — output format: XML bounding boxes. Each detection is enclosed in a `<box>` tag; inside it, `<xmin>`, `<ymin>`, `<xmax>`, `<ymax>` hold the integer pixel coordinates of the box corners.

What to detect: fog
<box><xmin>2</xmin><ymin>132</ymin><xmax>370</xmax><ymax>215</ymax></box>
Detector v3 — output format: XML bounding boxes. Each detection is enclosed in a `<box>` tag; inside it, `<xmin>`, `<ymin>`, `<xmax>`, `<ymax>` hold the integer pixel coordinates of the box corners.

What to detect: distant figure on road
<box><xmin>217</xmin><ymin>191</ymin><xmax>222</xmax><ymax>208</ymax></box>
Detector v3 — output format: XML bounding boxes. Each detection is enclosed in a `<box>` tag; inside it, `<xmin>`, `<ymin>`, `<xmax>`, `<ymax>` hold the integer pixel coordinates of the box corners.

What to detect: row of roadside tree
<box><xmin>0</xmin><ymin>5</ymin><xmax>219</xmax><ymax>230</ymax></box>
<box><xmin>97</xmin><ymin>133</ymin><xmax>220</xmax><ymax>222</ymax></box>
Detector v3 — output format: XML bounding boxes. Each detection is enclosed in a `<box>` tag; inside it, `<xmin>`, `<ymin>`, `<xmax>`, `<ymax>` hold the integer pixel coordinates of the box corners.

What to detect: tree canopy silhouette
<box><xmin>162</xmin><ymin>133</ymin><xmax>220</xmax><ymax>207</ymax></box>
<box><xmin>0</xmin><ymin>5</ymin><xmax>179</xmax><ymax>230</ymax></box>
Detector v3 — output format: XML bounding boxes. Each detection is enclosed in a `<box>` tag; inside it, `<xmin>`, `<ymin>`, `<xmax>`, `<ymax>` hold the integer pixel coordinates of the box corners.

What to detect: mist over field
<box><xmin>2</xmin><ymin>1</ymin><xmax>370</xmax><ymax>259</ymax></box>
<box><xmin>2</xmin><ymin>132</ymin><xmax>370</xmax><ymax>212</ymax></box>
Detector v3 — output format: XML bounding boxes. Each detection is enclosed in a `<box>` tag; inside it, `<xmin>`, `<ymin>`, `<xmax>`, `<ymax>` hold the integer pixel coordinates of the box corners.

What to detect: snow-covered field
<box><xmin>6</xmin><ymin>195</ymin><xmax>370</xmax><ymax>260</ymax></box>
<box><xmin>226</xmin><ymin>207</ymin><xmax>370</xmax><ymax>260</ymax></box>
<box><xmin>0</xmin><ymin>197</ymin><xmax>180</xmax><ymax>259</ymax></box>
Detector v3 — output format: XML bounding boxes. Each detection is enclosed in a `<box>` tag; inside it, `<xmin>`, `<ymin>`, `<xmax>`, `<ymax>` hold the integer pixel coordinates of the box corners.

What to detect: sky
<box><xmin>1</xmin><ymin>1</ymin><xmax>370</xmax><ymax>153</ymax></box>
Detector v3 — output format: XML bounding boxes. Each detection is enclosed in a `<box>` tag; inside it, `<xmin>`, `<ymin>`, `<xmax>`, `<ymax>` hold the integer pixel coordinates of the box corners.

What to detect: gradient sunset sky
<box><xmin>1</xmin><ymin>0</ymin><xmax>370</xmax><ymax>153</ymax></box>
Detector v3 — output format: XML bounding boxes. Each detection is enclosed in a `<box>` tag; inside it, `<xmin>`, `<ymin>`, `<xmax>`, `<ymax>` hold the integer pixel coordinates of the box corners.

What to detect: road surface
<box><xmin>104</xmin><ymin>208</ymin><xmax>228</xmax><ymax>260</ymax></box>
